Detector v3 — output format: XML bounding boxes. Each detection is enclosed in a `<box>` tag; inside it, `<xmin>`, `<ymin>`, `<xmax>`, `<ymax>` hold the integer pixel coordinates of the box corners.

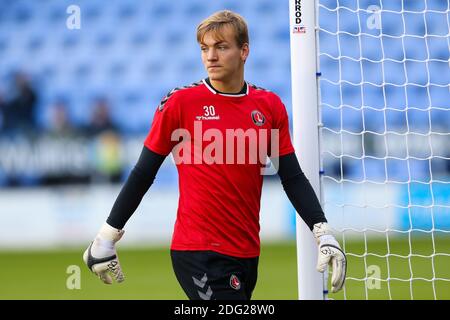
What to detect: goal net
<box><xmin>317</xmin><ymin>0</ymin><xmax>449</xmax><ymax>299</ymax></box>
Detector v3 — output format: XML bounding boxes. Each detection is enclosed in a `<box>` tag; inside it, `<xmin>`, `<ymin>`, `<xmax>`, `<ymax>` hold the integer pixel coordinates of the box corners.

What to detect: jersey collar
<box><xmin>202</xmin><ymin>78</ymin><xmax>249</xmax><ymax>97</ymax></box>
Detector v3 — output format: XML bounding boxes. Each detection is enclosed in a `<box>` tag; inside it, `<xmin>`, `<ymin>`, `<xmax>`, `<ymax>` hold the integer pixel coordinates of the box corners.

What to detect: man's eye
<box><xmin>218</xmin><ymin>46</ymin><xmax>227</xmax><ymax>50</ymax></box>
<box><xmin>201</xmin><ymin>47</ymin><xmax>208</xmax><ymax>52</ymax></box>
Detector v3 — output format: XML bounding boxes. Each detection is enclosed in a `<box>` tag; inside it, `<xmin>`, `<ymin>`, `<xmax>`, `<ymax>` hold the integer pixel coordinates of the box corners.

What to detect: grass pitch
<box><xmin>0</xmin><ymin>237</ymin><xmax>449</xmax><ymax>300</ymax></box>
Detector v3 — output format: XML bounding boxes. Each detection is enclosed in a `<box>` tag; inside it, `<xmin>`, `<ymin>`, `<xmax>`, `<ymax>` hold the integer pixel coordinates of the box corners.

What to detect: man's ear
<box><xmin>241</xmin><ymin>43</ymin><xmax>250</xmax><ymax>62</ymax></box>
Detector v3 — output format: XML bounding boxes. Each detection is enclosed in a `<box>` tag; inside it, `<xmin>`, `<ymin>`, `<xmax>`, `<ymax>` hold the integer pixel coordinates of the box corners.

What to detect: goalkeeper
<box><xmin>83</xmin><ymin>10</ymin><xmax>346</xmax><ymax>300</ymax></box>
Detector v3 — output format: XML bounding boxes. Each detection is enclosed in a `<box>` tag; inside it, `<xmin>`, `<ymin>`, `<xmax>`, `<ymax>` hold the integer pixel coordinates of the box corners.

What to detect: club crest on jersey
<box><xmin>230</xmin><ymin>274</ymin><xmax>241</xmax><ymax>290</ymax></box>
<box><xmin>251</xmin><ymin>110</ymin><xmax>266</xmax><ymax>126</ymax></box>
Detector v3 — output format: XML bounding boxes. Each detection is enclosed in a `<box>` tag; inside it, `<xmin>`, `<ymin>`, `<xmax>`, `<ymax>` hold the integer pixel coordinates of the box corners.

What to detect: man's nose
<box><xmin>207</xmin><ymin>48</ymin><xmax>218</xmax><ymax>60</ymax></box>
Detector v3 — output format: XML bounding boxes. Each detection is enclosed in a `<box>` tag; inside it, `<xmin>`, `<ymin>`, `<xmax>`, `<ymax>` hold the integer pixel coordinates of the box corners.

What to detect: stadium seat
<box><xmin>363</xmin><ymin>84</ymin><xmax>386</xmax><ymax>110</ymax></box>
<box><xmin>382</xmin><ymin>60</ymin><xmax>407</xmax><ymax>86</ymax></box>
<box><xmin>341</xmin><ymin>58</ymin><xmax>362</xmax><ymax>84</ymax></box>
<box><xmin>340</xmin><ymin>34</ymin><xmax>362</xmax><ymax>60</ymax></box>
<box><xmin>0</xmin><ymin>0</ymin><xmax>445</xmax><ymax>141</ymax></box>
<box><xmin>362</xmin><ymin>60</ymin><xmax>385</xmax><ymax>85</ymax></box>
<box><xmin>364</xmin><ymin>158</ymin><xmax>387</xmax><ymax>183</ymax></box>
<box><xmin>429</xmin><ymin>61</ymin><xmax>449</xmax><ymax>86</ymax></box>
<box><xmin>0</xmin><ymin>35</ymin><xmax>9</xmax><ymax>55</ymax></box>
<box><xmin>363</xmin><ymin>108</ymin><xmax>385</xmax><ymax>133</ymax></box>
<box><xmin>386</xmin><ymin>158</ymin><xmax>409</xmax><ymax>182</ymax></box>
<box><xmin>407</xmin><ymin>86</ymin><xmax>431</xmax><ymax>110</ymax></box>
<box><xmin>319</xmin><ymin>6</ymin><xmax>338</xmax><ymax>34</ymax></box>
<box><xmin>338</xmin><ymin>8</ymin><xmax>360</xmax><ymax>35</ymax></box>
<box><xmin>12</xmin><ymin>4</ymin><xmax>34</xmax><ymax>25</ymax></box>
<box><xmin>320</xmin><ymin>57</ymin><xmax>340</xmax><ymax>83</ymax></box>
<box><xmin>406</xmin><ymin>109</ymin><xmax>431</xmax><ymax>133</ymax></box>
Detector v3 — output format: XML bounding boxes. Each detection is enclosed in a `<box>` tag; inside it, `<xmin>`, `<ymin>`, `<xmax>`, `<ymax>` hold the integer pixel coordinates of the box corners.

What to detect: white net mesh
<box><xmin>317</xmin><ymin>0</ymin><xmax>450</xmax><ymax>299</ymax></box>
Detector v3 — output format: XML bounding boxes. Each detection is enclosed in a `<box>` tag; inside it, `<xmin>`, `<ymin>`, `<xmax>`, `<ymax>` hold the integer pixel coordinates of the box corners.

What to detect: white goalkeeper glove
<box><xmin>83</xmin><ymin>223</ymin><xmax>125</xmax><ymax>284</ymax></box>
<box><xmin>313</xmin><ymin>222</ymin><xmax>347</xmax><ymax>293</ymax></box>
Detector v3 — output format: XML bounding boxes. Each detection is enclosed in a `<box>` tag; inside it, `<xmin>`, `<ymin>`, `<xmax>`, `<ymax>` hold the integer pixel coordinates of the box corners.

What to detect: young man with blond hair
<box><xmin>84</xmin><ymin>10</ymin><xmax>346</xmax><ymax>300</ymax></box>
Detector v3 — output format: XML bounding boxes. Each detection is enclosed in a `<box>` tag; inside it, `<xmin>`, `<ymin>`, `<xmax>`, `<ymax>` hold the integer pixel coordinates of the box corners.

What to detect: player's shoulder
<box><xmin>247</xmin><ymin>82</ymin><xmax>284</xmax><ymax>105</ymax></box>
<box><xmin>158</xmin><ymin>80</ymin><xmax>203</xmax><ymax>111</ymax></box>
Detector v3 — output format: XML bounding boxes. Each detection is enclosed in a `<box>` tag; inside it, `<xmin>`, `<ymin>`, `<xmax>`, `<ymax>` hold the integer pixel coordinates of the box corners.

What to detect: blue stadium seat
<box><xmin>94</xmin><ymin>31</ymin><xmax>116</xmax><ymax>49</ymax></box>
<box><xmin>364</xmin><ymin>158</ymin><xmax>387</xmax><ymax>183</ymax></box>
<box><xmin>430</xmin><ymin>108</ymin><xmax>450</xmax><ymax>132</ymax></box>
<box><xmin>363</xmin><ymin>84</ymin><xmax>386</xmax><ymax>110</ymax></box>
<box><xmin>319</xmin><ymin>31</ymin><xmax>340</xmax><ymax>58</ymax></box>
<box><xmin>403</xmin><ymin>0</ymin><xmax>426</xmax><ymax>11</ymax></box>
<box><xmin>46</xmin><ymin>2</ymin><xmax>67</xmax><ymax>25</ymax></box>
<box><xmin>428</xmin><ymin>0</ymin><xmax>448</xmax><ymax>11</ymax></box>
<box><xmin>407</xmin><ymin>86</ymin><xmax>431</xmax><ymax>110</ymax></box>
<box><xmin>360</xmin><ymin>35</ymin><xmax>383</xmax><ymax>61</ymax></box>
<box><xmin>426</xmin><ymin>11</ymin><xmax>448</xmax><ymax>37</ymax></box>
<box><xmin>383</xmin><ymin>61</ymin><xmax>406</xmax><ymax>85</ymax></box>
<box><xmin>385</xmin><ymin>109</ymin><xmax>407</xmax><ymax>131</ymax></box>
<box><xmin>26</xmin><ymin>33</ymin><xmax>46</xmax><ymax>54</ymax></box>
<box><xmin>363</xmin><ymin>108</ymin><xmax>385</xmax><ymax>133</ymax></box>
<box><xmin>342</xmin><ymin>107</ymin><xmax>363</xmax><ymax>132</ymax></box>
<box><xmin>407</xmin><ymin>109</ymin><xmax>431</xmax><ymax>133</ymax></box>
<box><xmin>0</xmin><ymin>35</ymin><xmax>9</xmax><ymax>55</ymax></box>
<box><xmin>406</xmin><ymin>63</ymin><xmax>429</xmax><ymax>87</ymax></box>
<box><xmin>382</xmin><ymin>37</ymin><xmax>404</xmax><ymax>62</ymax></box>
<box><xmin>149</xmin><ymin>2</ymin><xmax>174</xmax><ymax>21</ymax></box>
<box><xmin>320</xmin><ymin>0</ymin><xmax>339</xmax><ymax>11</ymax></box>
<box><xmin>409</xmin><ymin>159</ymin><xmax>432</xmax><ymax>183</ymax></box>
<box><xmin>319</xmin><ymin>6</ymin><xmax>338</xmax><ymax>34</ymax></box>
<box><xmin>272</xmin><ymin>25</ymin><xmax>290</xmax><ymax>44</ymax></box>
<box><xmin>344</xmin><ymin>157</ymin><xmax>364</xmax><ymax>181</ymax></box>
<box><xmin>429</xmin><ymin>38</ymin><xmax>449</xmax><ymax>61</ymax></box>
<box><xmin>341</xmin><ymin>58</ymin><xmax>362</xmax><ymax>84</ymax></box>
<box><xmin>429</xmin><ymin>61</ymin><xmax>450</xmax><ymax>86</ymax></box>
<box><xmin>404</xmin><ymin>37</ymin><xmax>428</xmax><ymax>60</ymax></box>
<box><xmin>361</xmin><ymin>60</ymin><xmax>384</xmax><ymax>85</ymax></box>
<box><xmin>338</xmin><ymin>7</ymin><xmax>360</xmax><ymax>35</ymax></box>
<box><xmin>341</xmin><ymin>34</ymin><xmax>365</xmax><ymax>60</ymax></box>
<box><xmin>404</xmin><ymin>12</ymin><xmax>426</xmax><ymax>37</ymax></box>
<box><xmin>320</xmin><ymin>57</ymin><xmax>340</xmax><ymax>83</ymax></box>
<box><xmin>0</xmin><ymin>0</ymin><xmax>446</xmax><ymax>173</ymax></box>
<box><xmin>337</xmin><ymin>0</ymin><xmax>358</xmax><ymax>11</ymax></box>
<box><xmin>380</xmin><ymin>11</ymin><xmax>404</xmax><ymax>37</ymax></box>
<box><xmin>254</xmin><ymin>0</ymin><xmax>277</xmax><ymax>15</ymax></box>
<box><xmin>386</xmin><ymin>158</ymin><xmax>409</xmax><ymax>182</ymax></box>
<box><xmin>184</xmin><ymin>1</ymin><xmax>209</xmax><ymax>19</ymax></box>
<box><xmin>12</xmin><ymin>3</ymin><xmax>34</xmax><ymax>25</ymax></box>
<box><xmin>384</xmin><ymin>86</ymin><xmax>407</xmax><ymax>110</ymax></box>
<box><xmin>429</xmin><ymin>86</ymin><xmax>450</xmax><ymax>111</ymax></box>
<box><xmin>117</xmin><ymin>3</ymin><xmax>138</xmax><ymax>21</ymax></box>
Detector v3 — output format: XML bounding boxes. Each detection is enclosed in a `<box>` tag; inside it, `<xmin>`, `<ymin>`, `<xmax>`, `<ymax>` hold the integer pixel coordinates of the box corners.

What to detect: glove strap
<box><xmin>98</xmin><ymin>223</ymin><xmax>124</xmax><ymax>243</ymax></box>
<box><xmin>312</xmin><ymin>222</ymin><xmax>332</xmax><ymax>244</ymax></box>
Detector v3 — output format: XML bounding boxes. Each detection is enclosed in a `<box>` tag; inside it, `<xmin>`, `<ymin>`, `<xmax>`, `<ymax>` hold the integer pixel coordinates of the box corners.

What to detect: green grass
<box><xmin>334</xmin><ymin>233</ymin><xmax>450</xmax><ymax>300</ymax></box>
<box><xmin>0</xmin><ymin>237</ymin><xmax>449</xmax><ymax>300</ymax></box>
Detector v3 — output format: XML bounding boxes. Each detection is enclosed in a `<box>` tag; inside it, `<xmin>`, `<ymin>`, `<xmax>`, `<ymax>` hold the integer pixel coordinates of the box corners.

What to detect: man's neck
<box><xmin>209</xmin><ymin>77</ymin><xmax>245</xmax><ymax>94</ymax></box>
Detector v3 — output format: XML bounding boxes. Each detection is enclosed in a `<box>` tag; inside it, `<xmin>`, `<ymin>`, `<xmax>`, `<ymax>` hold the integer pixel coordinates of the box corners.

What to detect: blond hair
<box><xmin>196</xmin><ymin>10</ymin><xmax>249</xmax><ymax>48</ymax></box>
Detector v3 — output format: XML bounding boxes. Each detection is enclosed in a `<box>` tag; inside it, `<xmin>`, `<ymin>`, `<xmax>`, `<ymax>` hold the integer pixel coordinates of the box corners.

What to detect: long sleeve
<box><xmin>106</xmin><ymin>146</ymin><xmax>166</xmax><ymax>229</ymax></box>
<box><xmin>276</xmin><ymin>152</ymin><xmax>327</xmax><ymax>230</ymax></box>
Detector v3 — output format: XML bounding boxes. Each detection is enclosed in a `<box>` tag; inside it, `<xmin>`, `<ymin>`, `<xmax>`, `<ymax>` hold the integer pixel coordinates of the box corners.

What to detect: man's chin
<box><xmin>207</xmin><ymin>72</ymin><xmax>226</xmax><ymax>81</ymax></box>
<box><xmin>207</xmin><ymin>75</ymin><xmax>222</xmax><ymax>81</ymax></box>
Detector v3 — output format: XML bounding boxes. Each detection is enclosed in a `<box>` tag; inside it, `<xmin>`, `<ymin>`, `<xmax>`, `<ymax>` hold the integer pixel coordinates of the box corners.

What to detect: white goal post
<box><xmin>289</xmin><ymin>0</ymin><xmax>325</xmax><ymax>300</ymax></box>
<box><xmin>290</xmin><ymin>0</ymin><xmax>449</xmax><ymax>300</ymax></box>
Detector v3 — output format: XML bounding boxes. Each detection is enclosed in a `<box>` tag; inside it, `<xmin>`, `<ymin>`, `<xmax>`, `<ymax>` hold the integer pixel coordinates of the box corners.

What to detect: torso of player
<box><xmin>145</xmin><ymin>79</ymin><xmax>294</xmax><ymax>258</ymax></box>
<box><xmin>175</xmin><ymin>81</ymin><xmax>277</xmax><ymax>167</ymax></box>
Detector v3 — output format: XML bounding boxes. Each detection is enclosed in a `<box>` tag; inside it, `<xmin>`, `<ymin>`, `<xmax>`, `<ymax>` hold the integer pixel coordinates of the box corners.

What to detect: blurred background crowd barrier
<box><xmin>0</xmin><ymin>0</ymin><xmax>448</xmax><ymax>248</ymax></box>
